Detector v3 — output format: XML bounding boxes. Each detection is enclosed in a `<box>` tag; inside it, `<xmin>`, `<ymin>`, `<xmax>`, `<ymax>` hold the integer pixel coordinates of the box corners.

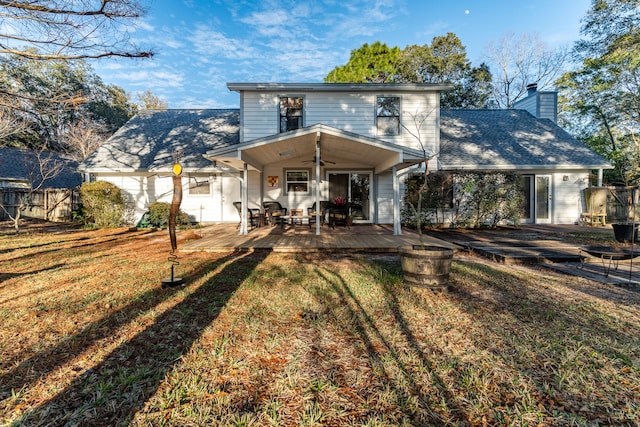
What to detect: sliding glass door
<box><xmin>328</xmin><ymin>171</ymin><xmax>372</xmax><ymax>222</ymax></box>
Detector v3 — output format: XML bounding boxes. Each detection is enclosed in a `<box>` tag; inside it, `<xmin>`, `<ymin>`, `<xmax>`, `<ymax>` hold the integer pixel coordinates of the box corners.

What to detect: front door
<box><xmin>328</xmin><ymin>171</ymin><xmax>372</xmax><ymax>222</ymax></box>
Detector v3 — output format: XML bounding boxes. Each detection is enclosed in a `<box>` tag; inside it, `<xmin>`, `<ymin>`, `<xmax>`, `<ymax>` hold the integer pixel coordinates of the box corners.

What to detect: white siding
<box><xmin>261</xmin><ymin>163</ymin><xmax>329</xmax><ymax>213</ymax></box>
<box><xmin>377</xmin><ymin>172</ymin><xmax>395</xmax><ymax>224</ymax></box>
<box><xmin>96</xmin><ymin>172</ymin><xmax>227</xmax><ymax>225</ymax></box>
<box><xmin>96</xmin><ymin>174</ymin><xmax>151</xmax><ymax>224</ymax></box>
<box><xmin>552</xmin><ymin>171</ymin><xmax>589</xmax><ymax>224</ymax></box>
<box><xmin>240</xmin><ymin>90</ymin><xmax>439</xmax><ymax>154</ymax></box>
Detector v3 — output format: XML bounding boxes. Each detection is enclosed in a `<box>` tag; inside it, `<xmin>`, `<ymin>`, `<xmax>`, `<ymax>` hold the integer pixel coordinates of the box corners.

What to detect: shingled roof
<box><xmin>439</xmin><ymin>109</ymin><xmax>610</xmax><ymax>170</ymax></box>
<box><xmin>0</xmin><ymin>147</ymin><xmax>81</xmax><ymax>189</ymax></box>
<box><xmin>81</xmin><ymin>107</ymin><xmax>610</xmax><ymax>174</ymax></box>
<box><xmin>80</xmin><ymin>109</ymin><xmax>240</xmax><ymax>172</ymax></box>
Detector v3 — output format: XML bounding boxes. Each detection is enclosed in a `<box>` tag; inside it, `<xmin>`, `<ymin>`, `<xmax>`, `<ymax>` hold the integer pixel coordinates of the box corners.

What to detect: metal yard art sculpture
<box><xmin>162</xmin><ymin>149</ymin><xmax>185</xmax><ymax>288</ymax></box>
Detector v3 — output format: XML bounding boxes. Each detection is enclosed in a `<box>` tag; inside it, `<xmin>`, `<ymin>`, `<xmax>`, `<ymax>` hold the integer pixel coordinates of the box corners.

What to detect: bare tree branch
<box><xmin>0</xmin><ymin>147</ymin><xmax>67</xmax><ymax>232</ymax></box>
<box><xmin>0</xmin><ymin>0</ymin><xmax>153</xmax><ymax>60</ymax></box>
<box><xmin>484</xmin><ymin>32</ymin><xmax>569</xmax><ymax>109</ymax></box>
<box><xmin>0</xmin><ymin>96</ymin><xmax>29</xmax><ymax>139</ymax></box>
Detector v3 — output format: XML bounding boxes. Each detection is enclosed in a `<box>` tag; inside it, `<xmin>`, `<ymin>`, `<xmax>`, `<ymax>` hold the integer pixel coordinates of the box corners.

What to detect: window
<box><xmin>189</xmin><ymin>175</ymin><xmax>210</xmax><ymax>195</ymax></box>
<box><xmin>377</xmin><ymin>96</ymin><xmax>400</xmax><ymax>136</ymax></box>
<box><xmin>285</xmin><ymin>169</ymin><xmax>309</xmax><ymax>193</ymax></box>
<box><xmin>280</xmin><ymin>96</ymin><xmax>303</xmax><ymax>132</ymax></box>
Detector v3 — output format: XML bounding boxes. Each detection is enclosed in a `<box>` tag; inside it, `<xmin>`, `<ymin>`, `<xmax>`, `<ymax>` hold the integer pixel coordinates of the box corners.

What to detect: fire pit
<box><xmin>579</xmin><ymin>245</ymin><xmax>640</xmax><ymax>277</ymax></box>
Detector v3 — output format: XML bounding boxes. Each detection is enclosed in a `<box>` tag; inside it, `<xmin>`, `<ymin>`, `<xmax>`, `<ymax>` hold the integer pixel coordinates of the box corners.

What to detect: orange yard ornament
<box><xmin>162</xmin><ymin>150</ymin><xmax>185</xmax><ymax>287</ymax></box>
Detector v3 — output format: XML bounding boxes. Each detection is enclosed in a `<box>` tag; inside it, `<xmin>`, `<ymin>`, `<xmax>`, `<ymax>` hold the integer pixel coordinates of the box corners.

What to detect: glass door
<box><xmin>328</xmin><ymin>171</ymin><xmax>372</xmax><ymax>222</ymax></box>
<box><xmin>520</xmin><ymin>175</ymin><xmax>533</xmax><ymax>224</ymax></box>
<box><xmin>535</xmin><ymin>175</ymin><xmax>552</xmax><ymax>224</ymax></box>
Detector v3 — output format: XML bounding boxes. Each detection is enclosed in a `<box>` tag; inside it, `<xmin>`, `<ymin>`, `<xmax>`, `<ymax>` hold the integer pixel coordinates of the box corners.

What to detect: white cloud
<box><xmin>111</xmin><ymin>69</ymin><xmax>186</xmax><ymax>89</ymax></box>
<box><xmin>134</xmin><ymin>18</ymin><xmax>155</xmax><ymax>32</ymax></box>
<box><xmin>188</xmin><ymin>25</ymin><xmax>256</xmax><ymax>59</ymax></box>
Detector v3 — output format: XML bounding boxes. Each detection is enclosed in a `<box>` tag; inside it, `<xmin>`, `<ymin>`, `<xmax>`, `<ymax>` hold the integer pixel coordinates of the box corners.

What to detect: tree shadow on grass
<box><xmin>309</xmin><ymin>260</ymin><xmax>468</xmax><ymax>425</ymax></box>
<box><xmin>0</xmin><ymin>256</ymin><xmax>219</xmax><ymax>394</ymax></box>
<box><xmin>440</xmin><ymin>258</ymin><xmax>640</xmax><ymax>423</ymax></box>
<box><xmin>0</xmin><ymin>229</ymin><xmax>156</xmax><ymax>266</ymax></box>
<box><xmin>0</xmin><ymin>263</ymin><xmax>67</xmax><ymax>290</ymax></box>
<box><xmin>6</xmin><ymin>250</ymin><xmax>269</xmax><ymax>426</ymax></box>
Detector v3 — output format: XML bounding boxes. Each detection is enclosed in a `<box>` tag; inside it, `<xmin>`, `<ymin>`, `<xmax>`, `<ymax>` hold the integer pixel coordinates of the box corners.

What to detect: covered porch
<box><xmin>181</xmin><ymin>223</ymin><xmax>457</xmax><ymax>253</ymax></box>
<box><xmin>205</xmin><ymin>124</ymin><xmax>426</xmax><ymax>236</ymax></box>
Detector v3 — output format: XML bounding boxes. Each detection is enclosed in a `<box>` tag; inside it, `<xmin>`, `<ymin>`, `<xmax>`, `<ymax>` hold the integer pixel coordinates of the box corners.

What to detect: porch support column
<box><xmin>240</xmin><ymin>162</ymin><xmax>249</xmax><ymax>235</ymax></box>
<box><xmin>315</xmin><ymin>133</ymin><xmax>321</xmax><ymax>235</ymax></box>
<box><xmin>393</xmin><ymin>165</ymin><xmax>401</xmax><ymax>235</ymax></box>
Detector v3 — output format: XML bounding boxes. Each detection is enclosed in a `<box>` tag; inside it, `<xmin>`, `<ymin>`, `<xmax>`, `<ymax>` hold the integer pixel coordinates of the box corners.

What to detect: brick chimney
<box><xmin>513</xmin><ymin>83</ymin><xmax>558</xmax><ymax>123</ymax></box>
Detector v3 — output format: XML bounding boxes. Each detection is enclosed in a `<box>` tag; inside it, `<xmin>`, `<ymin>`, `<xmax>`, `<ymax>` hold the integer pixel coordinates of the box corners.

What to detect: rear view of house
<box><xmin>80</xmin><ymin>83</ymin><xmax>611</xmax><ymax>233</ymax></box>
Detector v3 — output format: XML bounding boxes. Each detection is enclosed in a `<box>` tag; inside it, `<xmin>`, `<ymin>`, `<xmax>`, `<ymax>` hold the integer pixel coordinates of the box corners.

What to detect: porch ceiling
<box><xmin>205</xmin><ymin>124</ymin><xmax>424</xmax><ymax>173</ymax></box>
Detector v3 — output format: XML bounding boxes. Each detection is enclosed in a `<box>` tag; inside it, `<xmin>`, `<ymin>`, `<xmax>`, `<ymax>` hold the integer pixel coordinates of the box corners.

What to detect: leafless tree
<box><xmin>63</xmin><ymin>119</ymin><xmax>106</xmax><ymax>160</ymax></box>
<box><xmin>484</xmin><ymin>32</ymin><xmax>569</xmax><ymax>109</ymax></box>
<box><xmin>0</xmin><ymin>0</ymin><xmax>153</xmax><ymax>61</ymax></box>
<box><xmin>0</xmin><ymin>98</ymin><xmax>29</xmax><ymax>140</ymax></box>
<box><xmin>0</xmin><ymin>148</ymin><xmax>65</xmax><ymax>232</ymax></box>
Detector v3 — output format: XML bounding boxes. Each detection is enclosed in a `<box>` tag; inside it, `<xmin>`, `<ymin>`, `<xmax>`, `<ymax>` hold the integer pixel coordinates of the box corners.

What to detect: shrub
<box><xmin>402</xmin><ymin>171</ymin><xmax>523</xmax><ymax>229</ymax></box>
<box><xmin>146</xmin><ymin>202</ymin><xmax>190</xmax><ymax>228</ymax></box>
<box><xmin>453</xmin><ymin>172</ymin><xmax>523</xmax><ymax>228</ymax></box>
<box><xmin>79</xmin><ymin>181</ymin><xmax>125</xmax><ymax>228</ymax></box>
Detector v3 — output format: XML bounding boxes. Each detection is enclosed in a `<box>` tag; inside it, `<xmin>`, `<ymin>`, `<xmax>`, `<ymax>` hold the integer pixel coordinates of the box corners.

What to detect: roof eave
<box><xmin>227</xmin><ymin>82</ymin><xmax>454</xmax><ymax>93</ymax></box>
<box><xmin>441</xmin><ymin>163</ymin><xmax>614</xmax><ymax>171</ymax></box>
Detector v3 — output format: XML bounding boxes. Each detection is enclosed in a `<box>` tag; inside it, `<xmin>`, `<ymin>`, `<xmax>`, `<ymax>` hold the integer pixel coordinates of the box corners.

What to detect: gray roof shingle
<box><xmin>439</xmin><ymin>109</ymin><xmax>610</xmax><ymax>170</ymax></box>
<box><xmin>80</xmin><ymin>109</ymin><xmax>240</xmax><ymax>172</ymax></box>
<box><xmin>0</xmin><ymin>147</ymin><xmax>81</xmax><ymax>188</ymax></box>
<box><xmin>80</xmin><ymin>108</ymin><xmax>610</xmax><ymax>174</ymax></box>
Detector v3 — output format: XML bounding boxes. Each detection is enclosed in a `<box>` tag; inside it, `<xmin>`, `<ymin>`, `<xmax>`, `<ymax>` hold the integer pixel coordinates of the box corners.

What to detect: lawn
<box><xmin>1</xmin><ymin>225</ymin><xmax>639</xmax><ymax>426</ymax></box>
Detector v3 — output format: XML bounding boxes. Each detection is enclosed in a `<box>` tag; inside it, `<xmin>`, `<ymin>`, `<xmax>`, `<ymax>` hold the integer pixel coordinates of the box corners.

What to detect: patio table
<box><xmin>279</xmin><ymin>215</ymin><xmax>312</xmax><ymax>228</ymax></box>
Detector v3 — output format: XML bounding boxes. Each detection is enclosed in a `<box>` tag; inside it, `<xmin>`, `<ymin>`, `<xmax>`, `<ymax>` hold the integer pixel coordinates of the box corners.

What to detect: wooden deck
<box><xmin>182</xmin><ymin>223</ymin><xmax>458</xmax><ymax>253</ymax></box>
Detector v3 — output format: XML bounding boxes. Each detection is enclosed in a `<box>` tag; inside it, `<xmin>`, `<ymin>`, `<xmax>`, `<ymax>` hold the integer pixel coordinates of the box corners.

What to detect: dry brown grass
<box><xmin>1</xmin><ymin>224</ymin><xmax>639</xmax><ymax>426</ymax></box>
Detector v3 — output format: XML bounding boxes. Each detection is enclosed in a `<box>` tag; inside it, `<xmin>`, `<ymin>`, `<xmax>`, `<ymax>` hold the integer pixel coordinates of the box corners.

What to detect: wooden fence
<box><xmin>584</xmin><ymin>186</ymin><xmax>640</xmax><ymax>223</ymax></box>
<box><xmin>0</xmin><ymin>188</ymin><xmax>80</xmax><ymax>222</ymax></box>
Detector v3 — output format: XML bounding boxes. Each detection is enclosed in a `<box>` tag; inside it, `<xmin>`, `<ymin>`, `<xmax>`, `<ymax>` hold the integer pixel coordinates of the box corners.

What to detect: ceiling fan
<box><xmin>302</xmin><ymin>156</ymin><xmax>336</xmax><ymax>166</ymax></box>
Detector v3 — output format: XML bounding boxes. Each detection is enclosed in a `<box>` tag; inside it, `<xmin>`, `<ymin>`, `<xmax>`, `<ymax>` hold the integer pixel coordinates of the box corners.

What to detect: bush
<box><xmin>145</xmin><ymin>202</ymin><xmax>190</xmax><ymax>228</ymax></box>
<box><xmin>79</xmin><ymin>181</ymin><xmax>125</xmax><ymax>228</ymax></box>
<box><xmin>453</xmin><ymin>172</ymin><xmax>523</xmax><ymax>228</ymax></box>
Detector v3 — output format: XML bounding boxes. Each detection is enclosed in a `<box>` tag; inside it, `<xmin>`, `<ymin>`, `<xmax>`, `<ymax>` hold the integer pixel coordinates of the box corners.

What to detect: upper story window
<box><xmin>376</xmin><ymin>96</ymin><xmax>400</xmax><ymax>136</ymax></box>
<box><xmin>280</xmin><ymin>96</ymin><xmax>303</xmax><ymax>132</ymax></box>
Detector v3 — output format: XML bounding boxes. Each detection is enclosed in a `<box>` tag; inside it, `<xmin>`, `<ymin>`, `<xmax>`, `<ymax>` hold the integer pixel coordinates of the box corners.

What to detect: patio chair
<box><xmin>328</xmin><ymin>203</ymin><xmax>350</xmax><ymax>229</ymax></box>
<box><xmin>307</xmin><ymin>201</ymin><xmax>330</xmax><ymax>227</ymax></box>
<box><xmin>263</xmin><ymin>201</ymin><xmax>287</xmax><ymax>226</ymax></box>
<box><xmin>233</xmin><ymin>202</ymin><xmax>261</xmax><ymax>230</ymax></box>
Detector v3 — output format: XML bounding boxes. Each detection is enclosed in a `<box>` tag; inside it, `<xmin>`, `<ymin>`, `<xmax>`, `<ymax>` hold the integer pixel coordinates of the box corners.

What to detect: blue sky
<box><xmin>93</xmin><ymin>0</ymin><xmax>592</xmax><ymax>109</ymax></box>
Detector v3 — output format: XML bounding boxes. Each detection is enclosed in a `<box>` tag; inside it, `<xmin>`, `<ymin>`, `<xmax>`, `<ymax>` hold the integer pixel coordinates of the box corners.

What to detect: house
<box><xmin>0</xmin><ymin>146</ymin><xmax>82</xmax><ymax>221</ymax></box>
<box><xmin>0</xmin><ymin>146</ymin><xmax>81</xmax><ymax>190</ymax></box>
<box><xmin>79</xmin><ymin>83</ymin><xmax>611</xmax><ymax>234</ymax></box>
